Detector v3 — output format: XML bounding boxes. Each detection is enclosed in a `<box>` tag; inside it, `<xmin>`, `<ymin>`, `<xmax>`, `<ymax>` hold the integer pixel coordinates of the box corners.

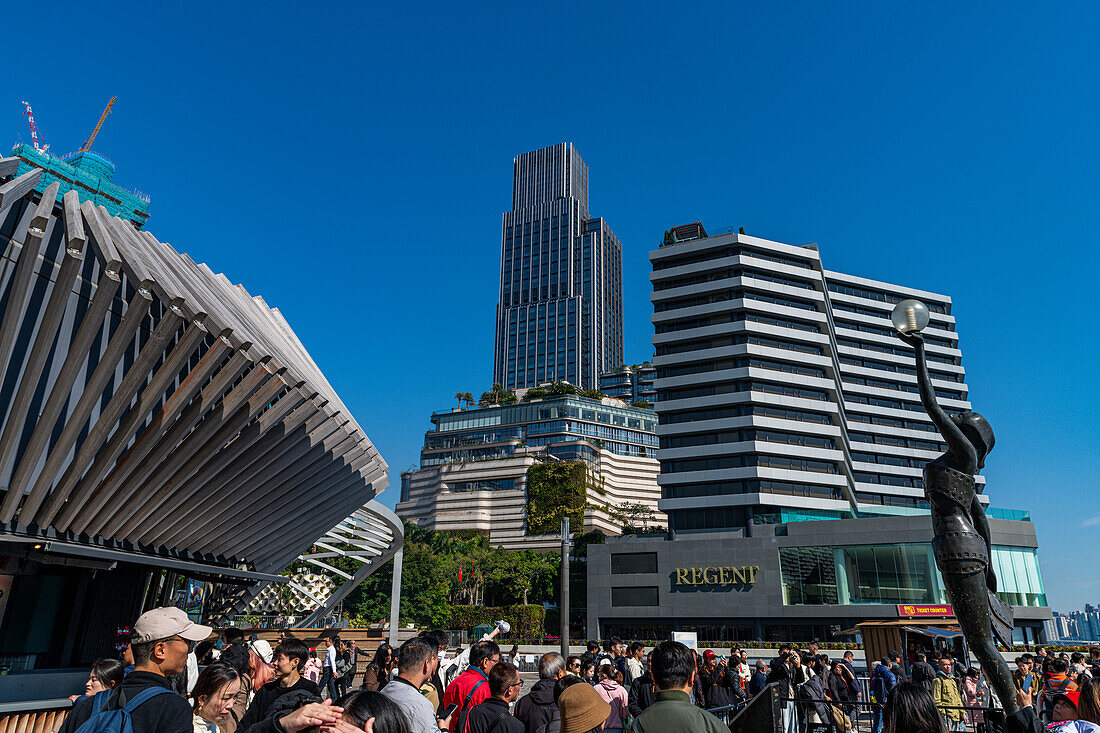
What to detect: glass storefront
<box><xmin>781</xmin><ymin>543</ymin><xmax>1046</xmax><ymax>607</ymax></box>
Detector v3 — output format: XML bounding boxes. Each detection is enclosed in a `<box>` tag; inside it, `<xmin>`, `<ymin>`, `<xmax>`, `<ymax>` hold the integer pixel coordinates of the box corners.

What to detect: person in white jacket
<box><xmin>438</xmin><ymin>620</ymin><xmax>509</xmax><ymax>686</ymax></box>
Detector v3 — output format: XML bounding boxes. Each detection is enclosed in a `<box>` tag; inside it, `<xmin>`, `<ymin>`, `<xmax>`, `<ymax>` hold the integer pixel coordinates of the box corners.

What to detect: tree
<box><xmin>454</xmin><ymin>391</ymin><xmax>464</xmax><ymax>407</ymax></box>
<box><xmin>663</xmin><ymin>229</ymin><xmax>674</xmax><ymax>245</ymax></box>
<box><xmin>607</xmin><ymin>501</ymin><xmax>657</xmax><ymax>532</ymax></box>
<box><xmin>490</xmin><ymin>551</ymin><xmax>559</xmax><ymax>605</ymax></box>
<box><xmin>480</xmin><ymin>383</ymin><xmax>517</xmax><ymax>405</ymax></box>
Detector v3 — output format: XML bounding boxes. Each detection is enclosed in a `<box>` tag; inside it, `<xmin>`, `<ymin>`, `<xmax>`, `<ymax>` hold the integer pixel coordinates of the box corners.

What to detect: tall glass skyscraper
<box><xmin>493</xmin><ymin>143</ymin><xmax>623</xmax><ymax>390</ymax></box>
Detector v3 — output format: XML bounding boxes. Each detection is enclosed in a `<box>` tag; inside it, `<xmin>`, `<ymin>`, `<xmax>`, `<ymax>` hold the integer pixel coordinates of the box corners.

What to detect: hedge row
<box><xmin>448</xmin><ymin>604</ymin><xmax>546</xmax><ymax>639</ymax></box>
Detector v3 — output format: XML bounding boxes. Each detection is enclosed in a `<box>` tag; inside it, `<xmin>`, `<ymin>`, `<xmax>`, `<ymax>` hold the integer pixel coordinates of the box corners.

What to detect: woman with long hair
<box><xmin>249</xmin><ymin>647</ymin><xmax>275</xmax><ymax>692</ymax></box>
<box><xmin>192</xmin><ymin>664</ymin><xmax>242</xmax><ymax>733</ymax></box>
<box><xmin>360</xmin><ymin>643</ymin><xmax>393</xmax><ymax>692</ymax></box>
<box><xmin>884</xmin><ymin>682</ymin><xmax>948</xmax><ymax>733</ymax></box>
<box><xmin>594</xmin><ymin>664</ymin><xmax>628</xmax><ymax>732</ymax></box>
<box><xmin>70</xmin><ymin>658</ymin><xmax>125</xmax><ymax>702</ymax></box>
<box><xmin>1079</xmin><ymin>678</ymin><xmax>1100</xmax><ymax>725</ymax></box>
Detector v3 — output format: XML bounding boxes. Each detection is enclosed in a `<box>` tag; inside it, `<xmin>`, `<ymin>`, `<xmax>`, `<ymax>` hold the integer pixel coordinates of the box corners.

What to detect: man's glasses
<box><xmin>167</xmin><ymin>636</ymin><xmax>196</xmax><ymax>652</ymax></box>
<box><xmin>509</xmin><ymin>680</ymin><xmax>524</xmax><ymax>689</ymax></box>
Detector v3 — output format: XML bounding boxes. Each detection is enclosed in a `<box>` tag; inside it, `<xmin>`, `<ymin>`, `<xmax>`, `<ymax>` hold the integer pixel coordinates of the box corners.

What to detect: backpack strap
<box><xmin>463</xmin><ymin>678</ymin><xmax>485</xmax><ymax>705</ymax></box>
<box><xmin>122</xmin><ymin>687</ymin><xmax>177</xmax><ymax>713</ymax></box>
<box><xmin>90</xmin><ymin>689</ymin><xmax>113</xmax><ymax>714</ymax></box>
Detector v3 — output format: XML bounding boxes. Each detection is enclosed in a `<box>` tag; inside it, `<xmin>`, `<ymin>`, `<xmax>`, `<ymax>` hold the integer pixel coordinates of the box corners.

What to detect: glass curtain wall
<box><xmin>781</xmin><ymin>543</ymin><xmax>1045</xmax><ymax>607</ymax></box>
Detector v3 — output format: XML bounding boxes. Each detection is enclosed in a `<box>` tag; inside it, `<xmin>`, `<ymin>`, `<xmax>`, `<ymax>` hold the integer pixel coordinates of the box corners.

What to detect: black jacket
<box><xmin>799</xmin><ymin>675</ymin><xmax>832</xmax><ymax>724</ymax></box>
<box><xmin>238</xmin><ymin>677</ymin><xmax>321</xmax><ymax>733</ymax></box>
<box><xmin>766</xmin><ymin>664</ymin><xmax>793</xmax><ymax>703</ymax></box>
<box><xmin>628</xmin><ymin>675</ymin><xmax>656</xmax><ymax>717</ymax></box>
<box><xmin>1006</xmin><ymin>705</ymin><xmax>1043</xmax><ymax>733</ymax></box>
<box><xmin>911</xmin><ymin>662</ymin><xmax>937</xmax><ymax>692</ymax></box>
<box><xmin>463</xmin><ymin>697</ymin><xmax>524</xmax><ymax>733</ymax></box>
<box><xmin>697</xmin><ymin>666</ymin><xmax>743</xmax><ymax>709</ymax></box>
<box><xmin>827</xmin><ymin>672</ymin><xmax>851</xmax><ymax>704</ymax></box>
<box><xmin>58</xmin><ymin>671</ymin><xmax>191</xmax><ymax>733</ymax></box>
<box><xmin>514</xmin><ymin>678</ymin><xmax>557</xmax><ymax>733</ymax></box>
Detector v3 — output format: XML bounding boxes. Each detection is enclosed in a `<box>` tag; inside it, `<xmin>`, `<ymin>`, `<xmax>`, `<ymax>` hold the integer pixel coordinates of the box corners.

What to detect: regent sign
<box><xmin>674</xmin><ymin>565</ymin><xmax>761</xmax><ymax>586</ymax></box>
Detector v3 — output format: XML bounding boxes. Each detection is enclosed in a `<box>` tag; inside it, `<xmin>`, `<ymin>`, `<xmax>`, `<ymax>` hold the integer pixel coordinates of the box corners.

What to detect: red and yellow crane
<box><xmin>78</xmin><ymin>97</ymin><xmax>116</xmax><ymax>153</ymax></box>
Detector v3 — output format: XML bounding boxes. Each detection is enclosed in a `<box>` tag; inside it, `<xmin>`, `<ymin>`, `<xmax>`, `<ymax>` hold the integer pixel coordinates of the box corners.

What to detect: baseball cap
<box><xmin>250</xmin><ymin>639</ymin><xmax>274</xmax><ymax>664</ymax></box>
<box><xmin>132</xmin><ymin>606</ymin><xmax>213</xmax><ymax>644</ymax></box>
<box><xmin>1055</xmin><ymin>690</ymin><xmax>1081</xmax><ymax>709</ymax></box>
<box><xmin>703</xmin><ymin>649</ymin><xmax>716</xmax><ymax>660</ymax></box>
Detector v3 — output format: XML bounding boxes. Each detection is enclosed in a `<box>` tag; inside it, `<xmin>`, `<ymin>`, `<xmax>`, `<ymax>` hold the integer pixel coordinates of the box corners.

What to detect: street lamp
<box><xmin>890</xmin><ymin>299</ymin><xmax>930</xmax><ymax>334</ymax></box>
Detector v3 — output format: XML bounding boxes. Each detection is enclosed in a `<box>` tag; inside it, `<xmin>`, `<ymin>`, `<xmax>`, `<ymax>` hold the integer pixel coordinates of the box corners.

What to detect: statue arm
<box><xmin>902</xmin><ymin>334</ymin><xmax>977</xmax><ymax>467</ymax></box>
<box><xmin>970</xmin><ymin>493</ymin><xmax>997</xmax><ymax>593</ymax></box>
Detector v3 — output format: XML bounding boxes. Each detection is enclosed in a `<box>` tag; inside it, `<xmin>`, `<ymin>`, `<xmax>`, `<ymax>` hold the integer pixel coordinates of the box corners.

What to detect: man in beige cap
<box><xmin>58</xmin><ymin>607</ymin><xmax>213</xmax><ymax>733</ymax></box>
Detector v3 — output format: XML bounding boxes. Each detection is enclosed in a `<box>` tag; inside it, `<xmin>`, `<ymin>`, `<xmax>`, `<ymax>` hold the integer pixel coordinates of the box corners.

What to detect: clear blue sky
<box><xmin>9</xmin><ymin>2</ymin><xmax>1097</xmax><ymax>611</ymax></box>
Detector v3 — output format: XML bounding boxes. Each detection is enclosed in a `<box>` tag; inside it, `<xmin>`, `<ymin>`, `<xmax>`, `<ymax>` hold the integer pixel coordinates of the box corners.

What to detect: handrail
<box><xmin>0</xmin><ymin>699</ymin><xmax>72</xmax><ymax>714</ymax></box>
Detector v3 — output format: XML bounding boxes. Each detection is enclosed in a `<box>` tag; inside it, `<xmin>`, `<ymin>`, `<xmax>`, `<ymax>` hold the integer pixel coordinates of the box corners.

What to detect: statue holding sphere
<box><xmin>891</xmin><ymin>298</ymin><xmax>1017</xmax><ymax>714</ymax></box>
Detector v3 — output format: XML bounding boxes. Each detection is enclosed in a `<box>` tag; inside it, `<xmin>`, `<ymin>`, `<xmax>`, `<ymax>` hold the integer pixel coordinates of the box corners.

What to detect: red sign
<box><xmin>897</xmin><ymin>604</ymin><xmax>953</xmax><ymax>618</ymax></box>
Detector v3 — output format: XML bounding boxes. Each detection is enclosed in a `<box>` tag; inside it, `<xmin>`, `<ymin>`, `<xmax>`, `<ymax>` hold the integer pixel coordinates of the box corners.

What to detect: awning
<box><xmin>903</xmin><ymin>625</ymin><xmax>964</xmax><ymax>639</ymax></box>
<box><xmin>0</xmin><ymin>532</ymin><xmax>289</xmax><ymax>584</ymax></box>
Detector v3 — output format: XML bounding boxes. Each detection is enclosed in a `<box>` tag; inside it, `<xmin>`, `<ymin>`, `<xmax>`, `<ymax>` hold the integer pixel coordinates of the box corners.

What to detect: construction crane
<box><xmin>19</xmin><ymin>101</ymin><xmax>48</xmax><ymax>153</ymax></box>
<box><xmin>78</xmin><ymin>97</ymin><xmax>116</xmax><ymax>153</ymax></box>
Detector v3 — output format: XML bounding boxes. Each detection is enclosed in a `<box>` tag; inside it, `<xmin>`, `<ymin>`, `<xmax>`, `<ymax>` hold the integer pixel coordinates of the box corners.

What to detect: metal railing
<box><xmin>784</xmin><ymin>697</ymin><xmax>1005</xmax><ymax>733</ymax></box>
<box><xmin>0</xmin><ymin>699</ymin><xmax>72</xmax><ymax>733</ymax></box>
<box><xmin>702</xmin><ymin>683</ymin><xmax>1006</xmax><ymax>733</ymax></box>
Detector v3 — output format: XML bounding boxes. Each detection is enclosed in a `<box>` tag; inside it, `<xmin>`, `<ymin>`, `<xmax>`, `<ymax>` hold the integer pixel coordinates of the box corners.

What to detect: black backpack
<box><xmin>1041</xmin><ymin>677</ymin><xmax>1073</xmax><ymax>718</ymax></box>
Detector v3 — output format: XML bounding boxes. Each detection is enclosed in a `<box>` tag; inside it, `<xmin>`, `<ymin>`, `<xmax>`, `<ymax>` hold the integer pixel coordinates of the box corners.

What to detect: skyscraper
<box><xmin>649</xmin><ymin>224</ymin><xmax>975</xmax><ymax>529</ymax></box>
<box><xmin>493</xmin><ymin>143</ymin><xmax>623</xmax><ymax>391</ymax></box>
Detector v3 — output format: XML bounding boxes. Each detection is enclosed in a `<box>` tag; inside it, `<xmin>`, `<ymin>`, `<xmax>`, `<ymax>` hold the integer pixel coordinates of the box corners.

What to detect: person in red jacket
<box><xmin>442</xmin><ymin>640</ymin><xmax>501</xmax><ymax>732</ymax></box>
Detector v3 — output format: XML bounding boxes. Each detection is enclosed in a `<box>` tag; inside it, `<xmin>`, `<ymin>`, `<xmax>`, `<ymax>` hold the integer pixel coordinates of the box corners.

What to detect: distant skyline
<box><xmin>6</xmin><ymin>2</ymin><xmax>1096</xmax><ymax>610</ymax></box>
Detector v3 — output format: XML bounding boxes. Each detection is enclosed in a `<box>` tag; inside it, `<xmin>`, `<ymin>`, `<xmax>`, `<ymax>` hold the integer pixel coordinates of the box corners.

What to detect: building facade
<box><xmin>584</xmin><ymin>224</ymin><xmax>1049</xmax><ymax>643</ymax></box>
<box><xmin>492</xmin><ymin>143</ymin><xmax>623</xmax><ymax>391</ymax></box>
<box><xmin>588</xmin><ymin>515</ymin><xmax>1048</xmax><ymax>644</ymax></box>
<box><xmin>599</xmin><ymin>363</ymin><xmax>657</xmax><ymax>405</ymax></box>
<box><xmin>397</xmin><ymin>395</ymin><xmax>662</xmax><ymax>550</ymax></box>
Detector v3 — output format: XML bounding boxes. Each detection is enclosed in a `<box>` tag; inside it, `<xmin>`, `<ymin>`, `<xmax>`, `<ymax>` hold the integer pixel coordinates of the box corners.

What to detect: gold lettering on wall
<box><xmin>671</xmin><ymin>565</ymin><xmax>761</xmax><ymax>587</ymax></box>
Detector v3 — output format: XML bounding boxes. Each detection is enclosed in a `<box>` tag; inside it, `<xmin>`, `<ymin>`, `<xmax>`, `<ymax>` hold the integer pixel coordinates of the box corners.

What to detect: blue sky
<box><xmin>8</xmin><ymin>2</ymin><xmax>1097</xmax><ymax>611</ymax></box>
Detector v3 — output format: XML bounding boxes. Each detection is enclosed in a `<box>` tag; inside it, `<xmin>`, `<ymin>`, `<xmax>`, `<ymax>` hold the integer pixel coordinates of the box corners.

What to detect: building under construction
<box><xmin>12</xmin><ymin>100</ymin><xmax>150</xmax><ymax>227</ymax></box>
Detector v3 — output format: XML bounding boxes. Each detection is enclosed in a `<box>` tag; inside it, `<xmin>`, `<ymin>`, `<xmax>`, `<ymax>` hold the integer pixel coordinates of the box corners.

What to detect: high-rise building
<box><xmin>493</xmin><ymin>143</ymin><xmax>623</xmax><ymax>391</ymax></box>
<box><xmin>650</xmin><ymin>225</ymin><xmax>980</xmax><ymax>528</ymax></box>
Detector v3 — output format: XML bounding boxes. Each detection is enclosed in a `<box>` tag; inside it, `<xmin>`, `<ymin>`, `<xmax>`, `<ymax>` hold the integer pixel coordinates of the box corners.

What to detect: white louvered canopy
<box><xmin>0</xmin><ymin>157</ymin><xmax>397</xmax><ymax>602</ymax></box>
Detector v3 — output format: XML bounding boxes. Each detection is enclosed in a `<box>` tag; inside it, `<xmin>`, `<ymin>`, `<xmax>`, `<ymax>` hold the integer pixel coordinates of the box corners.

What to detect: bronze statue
<box><xmin>897</xmin><ymin>328</ymin><xmax>1018</xmax><ymax>714</ymax></box>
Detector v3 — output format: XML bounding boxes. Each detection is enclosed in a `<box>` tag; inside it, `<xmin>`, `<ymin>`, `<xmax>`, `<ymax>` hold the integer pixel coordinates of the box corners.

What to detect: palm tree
<box><xmin>460</xmin><ymin>391</ymin><xmax>475</xmax><ymax>408</ymax></box>
<box><xmin>454</xmin><ymin>391</ymin><xmax>464</xmax><ymax>408</ymax></box>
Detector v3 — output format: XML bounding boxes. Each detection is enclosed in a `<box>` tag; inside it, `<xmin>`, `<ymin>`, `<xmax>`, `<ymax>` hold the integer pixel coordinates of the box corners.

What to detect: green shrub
<box><xmin>448</xmin><ymin>605</ymin><xmax>545</xmax><ymax>639</ymax></box>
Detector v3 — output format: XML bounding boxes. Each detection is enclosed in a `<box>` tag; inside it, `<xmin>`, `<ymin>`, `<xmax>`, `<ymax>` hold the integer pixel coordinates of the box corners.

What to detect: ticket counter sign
<box><xmin>897</xmin><ymin>604</ymin><xmax>953</xmax><ymax>618</ymax></box>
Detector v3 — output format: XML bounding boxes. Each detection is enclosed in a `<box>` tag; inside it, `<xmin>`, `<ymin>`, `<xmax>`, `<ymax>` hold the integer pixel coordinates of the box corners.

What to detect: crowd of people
<box><xmin>52</xmin><ymin>607</ymin><xmax>1100</xmax><ymax>733</ymax></box>
<box><xmin>866</xmin><ymin>644</ymin><xmax>1100</xmax><ymax>733</ymax></box>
